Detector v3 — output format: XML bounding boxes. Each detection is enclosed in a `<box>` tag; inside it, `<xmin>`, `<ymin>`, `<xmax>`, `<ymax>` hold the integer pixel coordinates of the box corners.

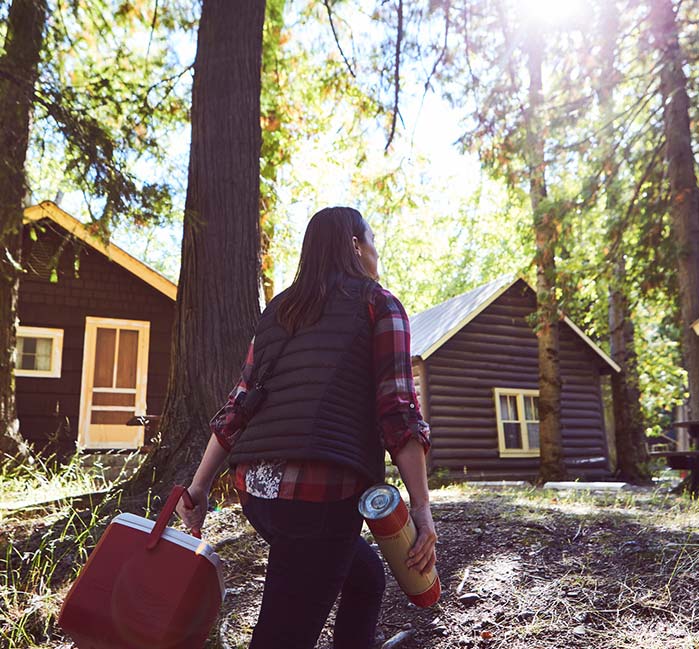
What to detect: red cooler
<box><xmin>58</xmin><ymin>486</ymin><xmax>225</xmax><ymax>649</ymax></box>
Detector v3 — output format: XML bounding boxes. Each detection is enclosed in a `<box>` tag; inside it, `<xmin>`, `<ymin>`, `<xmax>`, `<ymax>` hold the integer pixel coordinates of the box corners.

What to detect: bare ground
<box><xmin>208</xmin><ymin>484</ymin><xmax>699</xmax><ymax>649</ymax></box>
<box><xmin>4</xmin><ymin>483</ymin><xmax>699</xmax><ymax>648</ymax></box>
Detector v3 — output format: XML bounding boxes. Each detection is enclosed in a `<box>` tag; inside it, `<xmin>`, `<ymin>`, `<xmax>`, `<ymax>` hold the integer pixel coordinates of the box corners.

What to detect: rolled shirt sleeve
<box><xmin>371</xmin><ymin>287</ymin><xmax>431</xmax><ymax>461</ymax></box>
<box><xmin>210</xmin><ymin>339</ymin><xmax>255</xmax><ymax>452</ymax></box>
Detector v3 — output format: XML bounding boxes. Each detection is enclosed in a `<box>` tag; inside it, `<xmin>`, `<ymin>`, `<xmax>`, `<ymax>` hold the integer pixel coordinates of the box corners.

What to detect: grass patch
<box><xmin>0</xmin><ymin>449</ymin><xmax>132</xmax><ymax>647</ymax></box>
<box><xmin>0</xmin><ymin>449</ymin><xmax>141</xmax><ymax>511</ymax></box>
<box><xmin>1</xmin><ymin>499</ymin><xmax>111</xmax><ymax>647</ymax></box>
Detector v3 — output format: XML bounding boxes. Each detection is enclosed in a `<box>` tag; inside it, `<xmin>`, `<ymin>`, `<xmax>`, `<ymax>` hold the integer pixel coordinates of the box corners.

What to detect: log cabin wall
<box><xmin>16</xmin><ymin>221</ymin><xmax>174</xmax><ymax>456</ymax></box>
<box><xmin>422</xmin><ymin>281</ymin><xmax>610</xmax><ymax>481</ymax></box>
<box><xmin>411</xmin><ymin>357</ymin><xmax>433</xmax><ymax>471</ymax></box>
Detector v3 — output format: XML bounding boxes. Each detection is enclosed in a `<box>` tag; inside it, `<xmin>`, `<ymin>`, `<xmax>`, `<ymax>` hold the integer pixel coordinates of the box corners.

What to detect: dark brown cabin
<box><xmin>16</xmin><ymin>201</ymin><xmax>176</xmax><ymax>457</ymax></box>
<box><xmin>410</xmin><ymin>276</ymin><xmax>619</xmax><ymax>481</ymax></box>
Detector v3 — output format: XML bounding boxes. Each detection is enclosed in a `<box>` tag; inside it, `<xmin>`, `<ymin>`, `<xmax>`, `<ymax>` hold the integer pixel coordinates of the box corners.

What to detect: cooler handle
<box><xmin>146</xmin><ymin>485</ymin><xmax>201</xmax><ymax>550</ymax></box>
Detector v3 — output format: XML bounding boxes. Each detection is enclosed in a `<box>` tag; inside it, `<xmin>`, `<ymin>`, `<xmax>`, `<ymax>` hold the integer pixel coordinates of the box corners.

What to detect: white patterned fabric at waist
<box><xmin>244</xmin><ymin>460</ymin><xmax>286</xmax><ymax>499</ymax></box>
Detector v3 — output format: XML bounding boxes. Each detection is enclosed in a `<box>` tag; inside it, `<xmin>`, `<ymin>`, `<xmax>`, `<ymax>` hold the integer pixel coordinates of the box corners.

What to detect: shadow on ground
<box><xmin>7</xmin><ymin>485</ymin><xmax>698</xmax><ymax>648</ymax></box>
<box><xmin>213</xmin><ymin>487</ymin><xmax>699</xmax><ymax>649</ymax></box>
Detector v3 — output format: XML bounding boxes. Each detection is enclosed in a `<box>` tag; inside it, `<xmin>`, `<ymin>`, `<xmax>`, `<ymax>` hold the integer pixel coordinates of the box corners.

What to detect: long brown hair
<box><xmin>276</xmin><ymin>207</ymin><xmax>372</xmax><ymax>333</ymax></box>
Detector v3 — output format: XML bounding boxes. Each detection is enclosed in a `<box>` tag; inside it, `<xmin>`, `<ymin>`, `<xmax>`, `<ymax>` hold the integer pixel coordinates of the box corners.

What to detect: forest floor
<box><xmin>209</xmin><ymin>482</ymin><xmax>699</xmax><ymax>649</ymax></box>
<box><xmin>2</xmin><ymin>479</ymin><xmax>699</xmax><ymax>648</ymax></box>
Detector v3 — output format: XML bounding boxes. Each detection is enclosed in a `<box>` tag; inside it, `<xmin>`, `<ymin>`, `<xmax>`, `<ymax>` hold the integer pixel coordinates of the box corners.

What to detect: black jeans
<box><xmin>241</xmin><ymin>493</ymin><xmax>385</xmax><ymax>649</ymax></box>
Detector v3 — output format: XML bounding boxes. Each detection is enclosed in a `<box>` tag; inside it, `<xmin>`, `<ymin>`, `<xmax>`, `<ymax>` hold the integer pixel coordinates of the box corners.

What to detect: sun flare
<box><xmin>520</xmin><ymin>0</ymin><xmax>585</xmax><ymax>26</ymax></box>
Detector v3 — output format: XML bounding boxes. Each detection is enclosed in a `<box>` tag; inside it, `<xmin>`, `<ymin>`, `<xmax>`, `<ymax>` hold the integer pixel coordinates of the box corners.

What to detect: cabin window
<box><xmin>15</xmin><ymin>326</ymin><xmax>64</xmax><ymax>378</ymax></box>
<box><xmin>493</xmin><ymin>388</ymin><xmax>540</xmax><ymax>457</ymax></box>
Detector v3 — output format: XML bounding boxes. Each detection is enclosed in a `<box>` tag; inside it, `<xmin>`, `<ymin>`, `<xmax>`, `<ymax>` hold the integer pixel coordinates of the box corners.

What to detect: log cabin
<box><xmin>17</xmin><ymin>201</ymin><xmax>176</xmax><ymax>457</ymax></box>
<box><xmin>410</xmin><ymin>276</ymin><xmax>620</xmax><ymax>481</ymax></box>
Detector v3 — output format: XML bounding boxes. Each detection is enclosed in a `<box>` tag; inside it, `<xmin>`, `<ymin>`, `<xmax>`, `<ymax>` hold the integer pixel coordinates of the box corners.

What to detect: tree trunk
<box><xmin>524</xmin><ymin>28</ymin><xmax>566</xmax><ymax>483</ymax></box>
<box><xmin>599</xmin><ymin>1</ymin><xmax>650</xmax><ymax>483</ymax></box>
<box><xmin>651</xmin><ymin>0</ymin><xmax>699</xmax><ymax>421</ymax></box>
<box><xmin>608</xmin><ymin>258</ymin><xmax>651</xmax><ymax>481</ymax></box>
<box><xmin>0</xmin><ymin>0</ymin><xmax>48</xmax><ymax>460</ymax></box>
<box><xmin>125</xmin><ymin>0</ymin><xmax>265</xmax><ymax>505</ymax></box>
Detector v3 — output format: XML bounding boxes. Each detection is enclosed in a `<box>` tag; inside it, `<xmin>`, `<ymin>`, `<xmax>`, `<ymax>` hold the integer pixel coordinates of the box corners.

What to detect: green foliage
<box><xmin>25</xmin><ymin>0</ymin><xmax>195</xmax><ymax>233</ymax></box>
<box><xmin>256</xmin><ymin>1</ymin><xmax>387</xmax><ymax>292</ymax></box>
<box><xmin>349</xmin><ymin>151</ymin><xmax>533</xmax><ymax>313</ymax></box>
<box><xmin>11</xmin><ymin>0</ymin><xmax>691</xmax><ymax>448</ymax></box>
<box><xmin>410</xmin><ymin>0</ymin><xmax>688</xmax><ymax>439</ymax></box>
<box><xmin>635</xmin><ymin>304</ymin><xmax>688</xmax><ymax>436</ymax></box>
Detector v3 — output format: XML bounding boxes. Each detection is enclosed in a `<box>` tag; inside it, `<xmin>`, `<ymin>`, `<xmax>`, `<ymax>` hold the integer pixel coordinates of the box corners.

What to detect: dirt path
<box><xmin>5</xmin><ymin>484</ymin><xmax>699</xmax><ymax>648</ymax></box>
<box><xmin>210</xmin><ymin>485</ymin><xmax>699</xmax><ymax>649</ymax></box>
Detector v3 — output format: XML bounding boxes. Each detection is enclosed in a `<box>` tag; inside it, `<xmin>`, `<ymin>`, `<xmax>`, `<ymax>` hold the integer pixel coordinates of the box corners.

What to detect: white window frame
<box><xmin>493</xmin><ymin>388</ymin><xmax>540</xmax><ymax>458</ymax></box>
<box><xmin>15</xmin><ymin>326</ymin><xmax>64</xmax><ymax>378</ymax></box>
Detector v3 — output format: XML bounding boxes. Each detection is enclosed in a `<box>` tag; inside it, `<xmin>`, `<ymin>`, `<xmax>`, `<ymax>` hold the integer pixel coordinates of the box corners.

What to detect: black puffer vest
<box><xmin>229</xmin><ymin>276</ymin><xmax>385</xmax><ymax>484</ymax></box>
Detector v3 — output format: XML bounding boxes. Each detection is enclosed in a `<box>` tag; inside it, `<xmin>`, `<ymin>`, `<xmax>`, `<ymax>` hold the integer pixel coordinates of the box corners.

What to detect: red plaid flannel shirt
<box><xmin>211</xmin><ymin>284</ymin><xmax>430</xmax><ymax>502</ymax></box>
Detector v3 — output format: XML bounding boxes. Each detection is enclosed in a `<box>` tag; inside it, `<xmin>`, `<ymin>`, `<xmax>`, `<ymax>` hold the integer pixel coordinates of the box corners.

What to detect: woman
<box><xmin>177</xmin><ymin>207</ymin><xmax>436</xmax><ymax>649</ymax></box>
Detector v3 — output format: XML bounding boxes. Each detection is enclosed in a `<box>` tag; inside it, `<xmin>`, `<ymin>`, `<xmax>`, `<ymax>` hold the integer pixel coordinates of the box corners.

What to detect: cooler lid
<box><xmin>112</xmin><ymin>513</ymin><xmax>226</xmax><ymax>598</ymax></box>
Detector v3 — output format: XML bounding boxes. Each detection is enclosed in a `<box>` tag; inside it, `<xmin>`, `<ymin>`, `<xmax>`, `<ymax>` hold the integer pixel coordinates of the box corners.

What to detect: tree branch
<box><xmin>411</xmin><ymin>2</ymin><xmax>450</xmax><ymax>146</ymax></box>
<box><xmin>323</xmin><ymin>0</ymin><xmax>356</xmax><ymax>78</ymax></box>
<box><xmin>462</xmin><ymin>2</ymin><xmax>477</xmax><ymax>95</ymax></box>
<box><xmin>607</xmin><ymin>135</ymin><xmax>666</xmax><ymax>261</ymax></box>
<box><xmin>385</xmin><ymin>0</ymin><xmax>403</xmax><ymax>152</ymax></box>
<box><xmin>423</xmin><ymin>1</ymin><xmax>450</xmax><ymax>95</ymax></box>
<box><xmin>145</xmin><ymin>0</ymin><xmax>160</xmax><ymax>67</ymax></box>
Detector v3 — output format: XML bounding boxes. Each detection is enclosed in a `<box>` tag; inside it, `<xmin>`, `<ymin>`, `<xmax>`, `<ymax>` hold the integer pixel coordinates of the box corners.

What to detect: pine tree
<box><xmin>522</xmin><ymin>20</ymin><xmax>566</xmax><ymax>482</ymax></box>
<box><xmin>125</xmin><ymin>0</ymin><xmax>266</xmax><ymax>503</ymax></box>
<box><xmin>650</xmin><ymin>0</ymin><xmax>699</xmax><ymax>421</ymax></box>
<box><xmin>598</xmin><ymin>0</ymin><xmax>650</xmax><ymax>483</ymax></box>
<box><xmin>0</xmin><ymin>0</ymin><xmax>49</xmax><ymax>459</ymax></box>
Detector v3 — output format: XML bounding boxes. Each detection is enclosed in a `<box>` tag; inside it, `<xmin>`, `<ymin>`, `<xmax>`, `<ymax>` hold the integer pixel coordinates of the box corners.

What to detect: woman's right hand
<box><xmin>407</xmin><ymin>504</ymin><xmax>438</xmax><ymax>575</ymax></box>
<box><xmin>393</xmin><ymin>438</ymin><xmax>437</xmax><ymax>574</ymax></box>
<box><xmin>176</xmin><ymin>483</ymin><xmax>209</xmax><ymax>534</ymax></box>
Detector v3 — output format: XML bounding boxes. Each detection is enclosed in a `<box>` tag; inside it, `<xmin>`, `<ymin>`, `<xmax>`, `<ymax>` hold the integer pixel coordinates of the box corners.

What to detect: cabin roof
<box><xmin>410</xmin><ymin>274</ymin><xmax>620</xmax><ymax>373</ymax></box>
<box><xmin>23</xmin><ymin>201</ymin><xmax>177</xmax><ymax>301</ymax></box>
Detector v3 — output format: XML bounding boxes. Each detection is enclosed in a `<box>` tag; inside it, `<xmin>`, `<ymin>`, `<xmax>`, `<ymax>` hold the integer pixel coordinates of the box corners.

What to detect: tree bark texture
<box><xmin>0</xmin><ymin>0</ymin><xmax>48</xmax><ymax>459</ymax></box>
<box><xmin>524</xmin><ymin>29</ymin><xmax>566</xmax><ymax>483</ymax></box>
<box><xmin>651</xmin><ymin>0</ymin><xmax>699</xmax><ymax>420</ymax></box>
<box><xmin>127</xmin><ymin>0</ymin><xmax>265</xmax><ymax>502</ymax></box>
<box><xmin>599</xmin><ymin>1</ymin><xmax>650</xmax><ymax>483</ymax></box>
<box><xmin>608</xmin><ymin>259</ymin><xmax>650</xmax><ymax>481</ymax></box>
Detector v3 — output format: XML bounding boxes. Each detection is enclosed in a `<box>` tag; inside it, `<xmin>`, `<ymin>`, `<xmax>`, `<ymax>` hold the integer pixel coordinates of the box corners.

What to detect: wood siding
<box><xmin>16</xmin><ymin>221</ymin><xmax>174</xmax><ymax>455</ymax></box>
<box><xmin>412</xmin><ymin>357</ymin><xmax>432</xmax><ymax>471</ymax></box>
<box><xmin>422</xmin><ymin>280</ymin><xmax>610</xmax><ymax>481</ymax></box>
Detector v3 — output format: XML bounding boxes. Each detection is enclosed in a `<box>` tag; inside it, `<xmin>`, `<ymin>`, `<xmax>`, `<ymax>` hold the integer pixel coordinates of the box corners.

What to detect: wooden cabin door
<box><xmin>78</xmin><ymin>317</ymin><xmax>150</xmax><ymax>448</ymax></box>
